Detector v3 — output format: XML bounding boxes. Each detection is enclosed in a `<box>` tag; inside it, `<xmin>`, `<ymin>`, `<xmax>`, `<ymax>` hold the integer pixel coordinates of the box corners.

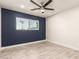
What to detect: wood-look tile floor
<box><xmin>0</xmin><ymin>41</ymin><xmax>79</xmax><ymax>59</ymax></box>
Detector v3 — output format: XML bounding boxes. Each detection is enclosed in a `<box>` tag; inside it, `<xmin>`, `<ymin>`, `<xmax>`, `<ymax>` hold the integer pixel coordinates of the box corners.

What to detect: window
<box><xmin>29</xmin><ymin>20</ymin><xmax>39</xmax><ymax>30</ymax></box>
<box><xmin>16</xmin><ymin>17</ymin><xmax>39</xmax><ymax>30</ymax></box>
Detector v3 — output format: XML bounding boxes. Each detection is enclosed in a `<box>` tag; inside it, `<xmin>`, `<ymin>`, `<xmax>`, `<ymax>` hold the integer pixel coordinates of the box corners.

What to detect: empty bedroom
<box><xmin>0</xmin><ymin>0</ymin><xmax>79</xmax><ymax>59</ymax></box>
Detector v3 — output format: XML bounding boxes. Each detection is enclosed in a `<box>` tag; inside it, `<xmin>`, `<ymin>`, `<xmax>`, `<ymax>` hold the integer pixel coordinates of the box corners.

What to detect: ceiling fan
<box><xmin>30</xmin><ymin>0</ymin><xmax>54</xmax><ymax>13</ymax></box>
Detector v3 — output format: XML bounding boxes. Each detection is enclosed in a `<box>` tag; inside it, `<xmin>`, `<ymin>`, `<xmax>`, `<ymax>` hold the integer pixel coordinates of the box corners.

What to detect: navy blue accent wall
<box><xmin>2</xmin><ymin>8</ymin><xmax>46</xmax><ymax>47</ymax></box>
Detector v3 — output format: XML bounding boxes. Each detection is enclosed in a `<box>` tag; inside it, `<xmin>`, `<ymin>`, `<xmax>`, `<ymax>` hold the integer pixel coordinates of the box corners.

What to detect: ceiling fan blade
<box><xmin>31</xmin><ymin>8</ymin><xmax>41</xmax><ymax>11</ymax></box>
<box><xmin>43</xmin><ymin>0</ymin><xmax>52</xmax><ymax>7</ymax></box>
<box><xmin>44</xmin><ymin>8</ymin><xmax>54</xmax><ymax>10</ymax></box>
<box><xmin>30</xmin><ymin>0</ymin><xmax>41</xmax><ymax>7</ymax></box>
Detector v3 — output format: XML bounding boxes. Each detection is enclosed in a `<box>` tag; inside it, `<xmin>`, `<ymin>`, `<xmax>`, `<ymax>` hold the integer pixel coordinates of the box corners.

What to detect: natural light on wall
<box><xmin>16</xmin><ymin>17</ymin><xmax>39</xmax><ymax>30</ymax></box>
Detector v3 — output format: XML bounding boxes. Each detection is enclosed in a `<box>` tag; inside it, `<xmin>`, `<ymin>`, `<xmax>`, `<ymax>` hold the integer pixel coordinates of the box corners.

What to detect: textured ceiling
<box><xmin>0</xmin><ymin>0</ymin><xmax>79</xmax><ymax>18</ymax></box>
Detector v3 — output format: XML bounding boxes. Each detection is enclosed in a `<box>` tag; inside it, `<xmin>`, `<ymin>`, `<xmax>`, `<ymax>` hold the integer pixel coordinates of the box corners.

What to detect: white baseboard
<box><xmin>47</xmin><ymin>40</ymin><xmax>79</xmax><ymax>51</ymax></box>
<box><xmin>1</xmin><ymin>39</ymin><xmax>79</xmax><ymax>51</ymax></box>
<box><xmin>0</xmin><ymin>40</ymin><xmax>46</xmax><ymax>51</ymax></box>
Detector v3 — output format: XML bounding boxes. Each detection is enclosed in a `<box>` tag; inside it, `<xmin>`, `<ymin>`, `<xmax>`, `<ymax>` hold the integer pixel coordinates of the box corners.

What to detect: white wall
<box><xmin>0</xmin><ymin>7</ymin><xmax>1</xmax><ymax>47</ymax></box>
<box><xmin>46</xmin><ymin>7</ymin><xmax>79</xmax><ymax>51</ymax></box>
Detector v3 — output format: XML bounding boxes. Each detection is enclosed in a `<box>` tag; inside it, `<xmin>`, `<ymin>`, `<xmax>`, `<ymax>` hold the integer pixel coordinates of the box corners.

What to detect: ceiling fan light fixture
<box><xmin>40</xmin><ymin>9</ymin><xmax>45</xmax><ymax>13</ymax></box>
